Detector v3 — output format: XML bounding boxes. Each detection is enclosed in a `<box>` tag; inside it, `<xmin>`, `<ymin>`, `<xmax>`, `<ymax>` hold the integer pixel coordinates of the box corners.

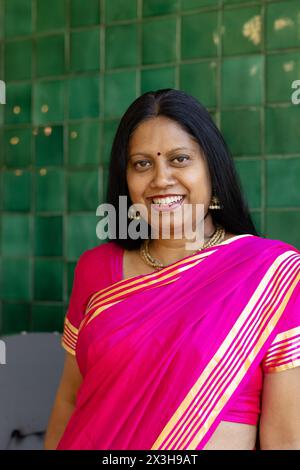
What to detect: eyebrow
<box><xmin>128</xmin><ymin>147</ymin><xmax>193</xmax><ymax>159</ymax></box>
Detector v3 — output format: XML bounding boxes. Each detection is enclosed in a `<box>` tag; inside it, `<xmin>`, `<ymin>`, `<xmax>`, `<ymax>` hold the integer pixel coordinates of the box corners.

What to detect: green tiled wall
<box><xmin>0</xmin><ymin>0</ymin><xmax>300</xmax><ymax>335</ymax></box>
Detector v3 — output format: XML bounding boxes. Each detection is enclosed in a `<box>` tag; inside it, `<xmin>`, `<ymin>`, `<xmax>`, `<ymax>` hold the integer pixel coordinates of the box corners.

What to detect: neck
<box><xmin>148</xmin><ymin>215</ymin><xmax>217</xmax><ymax>266</ymax></box>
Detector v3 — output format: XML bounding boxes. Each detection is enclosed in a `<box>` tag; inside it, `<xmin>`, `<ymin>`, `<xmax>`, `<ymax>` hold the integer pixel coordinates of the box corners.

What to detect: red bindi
<box><xmin>157</xmin><ymin>152</ymin><xmax>161</xmax><ymax>155</ymax></box>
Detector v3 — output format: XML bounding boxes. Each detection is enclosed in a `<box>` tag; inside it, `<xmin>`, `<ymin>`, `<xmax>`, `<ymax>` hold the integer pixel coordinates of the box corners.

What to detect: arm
<box><xmin>44</xmin><ymin>352</ymin><xmax>83</xmax><ymax>450</ymax></box>
<box><xmin>259</xmin><ymin>367</ymin><xmax>300</xmax><ymax>449</ymax></box>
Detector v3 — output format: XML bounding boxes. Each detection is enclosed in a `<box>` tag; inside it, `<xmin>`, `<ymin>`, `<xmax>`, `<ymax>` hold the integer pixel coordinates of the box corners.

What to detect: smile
<box><xmin>150</xmin><ymin>195</ymin><xmax>185</xmax><ymax>212</ymax></box>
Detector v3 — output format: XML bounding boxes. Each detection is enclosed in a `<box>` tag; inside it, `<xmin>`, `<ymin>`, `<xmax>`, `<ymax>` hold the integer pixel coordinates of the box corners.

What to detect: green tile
<box><xmin>4</xmin><ymin>127</ymin><xmax>32</xmax><ymax>167</ymax></box>
<box><xmin>33</xmin><ymin>80</ymin><xmax>65</xmax><ymax>124</ymax></box>
<box><xmin>5</xmin><ymin>83</ymin><xmax>31</xmax><ymax>124</ymax></box>
<box><xmin>71</xmin><ymin>0</ymin><xmax>100</xmax><ymax>27</ymax></box>
<box><xmin>223</xmin><ymin>6</ymin><xmax>262</xmax><ymax>55</ymax></box>
<box><xmin>67</xmin><ymin>170</ymin><xmax>99</xmax><ymax>211</ymax></box>
<box><xmin>105</xmin><ymin>0</ymin><xmax>137</xmax><ymax>22</ymax></box>
<box><xmin>266</xmin><ymin>0</ymin><xmax>300</xmax><ymax>50</ymax></box>
<box><xmin>34</xmin><ymin>216</ymin><xmax>63</xmax><ymax>256</ymax></box>
<box><xmin>4</xmin><ymin>0</ymin><xmax>32</xmax><ymax>37</ymax></box>
<box><xmin>221</xmin><ymin>109</ymin><xmax>261</xmax><ymax>156</ymax></box>
<box><xmin>36</xmin><ymin>0</ymin><xmax>66</xmax><ymax>32</ymax></box>
<box><xmin>224</xmin><ymin>0</ymin><xmax>257</xmax><ymax>3</ymax></box>
<box><xmin>106</xmin><ymin>24</ymin><xmax>137</xmax><ymax>69</ymax></box>
<box><xmin>3</xmin><ymin>170</ymin><xmax>31</xmax><ymax>212</ymax></box>
<box><xmin>181</xmin><ymin>11</ymin><xmax>218</xmax><ymax>60</ymax></box>
<box><xmin>235</xmin><ymin>159</ymin><xmax>261</xmax><ymax>209</ymax></box>
<box><xmin>2</xmin><ymin>215</ymin><xmax>31</xmax><ymax>256</ymax></box>
<box><xmin>250</xmin><ymin>210</ymin><xmax>262</xmax><ymax>235</ymax></box>
<box><xmin>266</xmin><ymin>211</ymin><xmax>300</xmax><ymax>249</ymax></box>
<box><xmin>267</xmin><ymin>158</ymin><xmax>300</xmax><ymax>208</ymax></box>
<box><xmin>31</xmin><ymin>304</ymin><xmax>64</xmax><ymax>332</ymax></box>
<box><xmin>34</xmin><ymin>259</ymin><xmax>63</xmax><ymax>301</ymax></box>
<box><xmin>103</xmin><ymin>167</ymin><xmax>110</xmax><ymax>202</ymax></box>
<box><xmin>70</xmin><ymin>29</ymin><xmax>100</xmax><ymax>72</ymax></box>
<box><xmin>66</xmin><ymin>214</ymin><xmax>99</xmax><ymax>259</ymax></box>
<box><xmin>182</xmin><ymin>0</ymin><xmax>219</xmax><ymax>9</ymax></box>
<box><xmin>180</xmin><ymin>61</ymin><xmax>217</xmax><ymax>108</ymax></box>
<box><xmin>2</xmin><ymin>259</ymin><xmax>31</xmax><ymax>301</ymax></box>
<box><xmin>0</xmin><ymin>0</ymin><xmax>3</xmax><ymax>38</ymax></box>
<box><xmin>142</xmin><ymin>18</ymin><xmax>177</xmax><ymax>65</ymax></box>
<box><xmin>98</xmin><ymin>166</ymin><xmax>104</xmax><ymax>204</ymax></box>
<box><xmin>143</xmin><ymin>0</ymin><xmax>179</xmax><ymax>17</ymax></box>
<box><xmin>141</xmin><ymin>66</ymin><xmax>176</xmax><ymax>94</ymax></box>
<box><xmin>0</xmin><ymin>130</ymin><xmax>3</xmax><ymax>166</ymax></box>
<box><xmin>265</xmin><ymin>106</ymin><xmax>300</xmax><ymax>154</ymax></box>
<box><xmin>35</xmin><ymin>125</ymin><xmax>63</xmax><ymax>167</ymax></box>
<box><xmin>35</xmin><ymin>168</ymin><xmax>65</xmax><ymax>212</ymax></box>
<box><xmin>67</xmin><ymin>262</ymin><xmax>76</xmax><ymax>297</ymax></box>
<box><xmin>0</xmin><ymin>105</ymin><xmax>3</xmax><ymax>127</ymax></box>
<box><xmin>68</xmin><ymin>75</ymin><xmax>100</xmax><ymax>119</ymax></box>
<box><xmin>5</xmin><ymin>39</ymin><xmax>32</xmax><ymax>80</ymax></box>
<box><xmin>1</xmin><ymin>302</ymin><xmax>31</xmax><ymax>334</ymax></box>
<box><xmin>221</xmin><ymin>56</ymin><xmax>263</xmax><ymax>106</ymax></box>
<box><xmin>102</xmin><ymin>119</ymin><xmax>120</xmax><ymax>166</ymax></box>
<box><xmin>68</xmin><ymin>122</ymin><xmax>101</xmax><ymax>167</ymax></box>
<box><xmin>36</xmin><ymin>34</ymin><xmax>65</xmax><ymax>77</ymax></box>
<box><xmin>104</xmin><ymin>70</ymin><xmax>136</xmax><ymax>118</ymax></box>
<box><xmin>266</xmin><ymin>52</ymin><xmax>300</xmax><ymax>103</ymax></box>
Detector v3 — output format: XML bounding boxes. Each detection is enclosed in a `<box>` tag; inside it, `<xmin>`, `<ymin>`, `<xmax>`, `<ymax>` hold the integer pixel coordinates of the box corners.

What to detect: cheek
<box><xmin>126</xmin><ymin>171</ymin><xmax>145</xmax><ymax>201</ymax></box>
<box><xmin>184</xmin><ymin>168</ymin><xmax>211</xmax><ymax>192</ymax></box>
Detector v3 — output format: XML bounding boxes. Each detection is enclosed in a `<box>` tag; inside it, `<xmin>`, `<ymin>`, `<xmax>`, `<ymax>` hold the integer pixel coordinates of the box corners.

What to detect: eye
<box><xmin>172</xmin><ymin>155</ymin><xmax>190</xmax><ymax>164</ymax></box>
<box><xmin>134</xmin><ymin>160</ymin><xmax>151</xmax><ymax>170</ymax></box>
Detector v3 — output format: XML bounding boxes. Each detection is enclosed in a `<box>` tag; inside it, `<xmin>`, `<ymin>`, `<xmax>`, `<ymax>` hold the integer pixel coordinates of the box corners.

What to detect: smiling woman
<box><xmin>126</xmin><ymin>116</ymin><xmax>216</xmax><ymax>251</ymax></box>
<box><xmin>45</xmin><ymin>89</ymin><xmax>300</xmax><ymax>451</ymax></box>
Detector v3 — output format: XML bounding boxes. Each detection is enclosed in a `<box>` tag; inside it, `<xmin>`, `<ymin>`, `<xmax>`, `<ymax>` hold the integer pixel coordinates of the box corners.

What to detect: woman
<box><xmin>45</xmin><ymin>89</ymin><xmax>300</xmax><ymax>450</ymax></box>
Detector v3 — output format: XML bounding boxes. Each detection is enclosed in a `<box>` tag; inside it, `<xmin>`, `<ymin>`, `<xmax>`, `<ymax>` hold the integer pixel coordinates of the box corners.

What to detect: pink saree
<box><xmin>57</xmin><ymin>234</ymin><xmax>300</xmax><ymax>450</ymax></box>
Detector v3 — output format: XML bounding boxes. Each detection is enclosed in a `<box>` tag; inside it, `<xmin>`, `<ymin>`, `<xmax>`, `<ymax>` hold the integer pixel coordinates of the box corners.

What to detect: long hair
<box><xmin>106</xmin><ymin>88</ymin><xmax>258</xmax><ymax>250</ymax></box>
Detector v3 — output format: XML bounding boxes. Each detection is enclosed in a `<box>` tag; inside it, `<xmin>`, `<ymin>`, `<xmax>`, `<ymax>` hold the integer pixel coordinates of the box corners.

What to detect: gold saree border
<box><xmin>263</xmin><ymin>326</ymin><xmax>300</xmax><ymax>373</ymax></box>
<box><xmin>61</xmin><ymin>317</ymin><xmax>78</xmax><ymax>355</ymax></box>
<box><xmin>86</xmin><ymin>249</ymin><xmax>217</xmax><ymax>311</ymax></box>
<box><xmin>150</xmin><ymin>250</ymin><xmax>300</xmax><ymax>450</ymax></box>
<box><xmin>61</xmin><ymin>234</ymin><xmax>254</xmax><ymax>357</ymax></box>
<box><xmin>80</xmin><ymin>250</ymin><xmax>217</xmax><ymax>332</ymax></box>
<box><xmin>86</xmin><ymin>234</ymin><xmax>253</xmax><ymax>312</ymax></box>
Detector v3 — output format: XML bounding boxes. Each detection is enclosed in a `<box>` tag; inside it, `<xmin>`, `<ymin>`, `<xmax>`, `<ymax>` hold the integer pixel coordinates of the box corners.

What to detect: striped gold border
<box><xmin>61</xmin><ymin>317</ymin><xmax>79</xmax><ymax>355</ymax></box>
<box><xmin>61</xmin><ymin>338</ymin><xmax>76</xmax><ymax>356</ymax></box>
<box><xmin>82</xmin><ymin>277</ymin><xmax>181</xmax><ymax>331</ymax></box>
<box><xmin>86</xmin><ymin>235</ymin><xmax>253</xmax><ymax>310</ymax></box>
<box><xmin>150</xmin><ymin>250</ymin><xmax>300</xmax><ymax>450</ymax></box>
<box><xmin>61</xmin><ymin>234</ymin><xmax>254</xmax><ymax>355</ymax></box>
<box><xmin>263</xmin><ymin>327</ymin><xmax>300</xmax><ymax>372</ymax></box>
<box><xmin>86</xmin><ymin>249</ymin><xmax>216</xmax><ymax>312</ymax></box>
<box><xmin>263</xmin><ymin>358</ymin><xmax>300</xmax><ymax>373</ymax></box>
<box><xmin>80</xmin><ymin>251</ymin><xmax>214</xmax><ymax>332</ymax></box>
<box><xmin>267</xmin><ymin>326</ymin><xmax>300</xmax><ymax>347</ymax></box>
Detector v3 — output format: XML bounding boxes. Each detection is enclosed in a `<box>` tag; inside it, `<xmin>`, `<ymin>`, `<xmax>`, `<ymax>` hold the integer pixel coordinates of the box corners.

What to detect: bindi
<box><xmin>157</xmin><ymin>152</ymin><xmax>161</xmax><ymax>155</ymax></box>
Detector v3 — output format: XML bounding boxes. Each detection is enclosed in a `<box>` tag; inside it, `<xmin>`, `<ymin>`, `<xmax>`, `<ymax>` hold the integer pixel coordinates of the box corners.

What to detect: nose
<box><xmin>149</xmin><ymin>161</ymin><xmax>176</xmax><ymax>189</ymax></box>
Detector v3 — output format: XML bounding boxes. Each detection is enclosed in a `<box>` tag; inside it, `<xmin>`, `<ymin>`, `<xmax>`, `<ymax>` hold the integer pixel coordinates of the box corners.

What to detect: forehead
<box><xmin>128</xmin><ymin>116</ymin><xmax>199</xmax><ymax>152</ymax></box>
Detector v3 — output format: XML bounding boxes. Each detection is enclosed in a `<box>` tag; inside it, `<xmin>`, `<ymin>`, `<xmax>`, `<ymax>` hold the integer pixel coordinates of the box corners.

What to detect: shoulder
<box><xmin>244</xmin><ymin>234</ymin><xmax>300</xmax><ymax>256</ymax></box>
<box><xmin>75</xmin><ymin>241</ymin><xmax>123</xmax><ymax>276</ymax></box>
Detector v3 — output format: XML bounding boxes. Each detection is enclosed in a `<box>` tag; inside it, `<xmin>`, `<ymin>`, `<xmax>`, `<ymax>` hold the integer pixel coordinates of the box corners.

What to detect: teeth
<box><xmin>152</xmin><ymin>195</ymin><xmax>184</xmax><ymax>205</ymax></box>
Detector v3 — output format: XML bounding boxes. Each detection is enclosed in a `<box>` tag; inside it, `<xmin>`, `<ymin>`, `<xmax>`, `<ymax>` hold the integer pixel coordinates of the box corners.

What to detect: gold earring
<box><xmin>208</xmin><ymin>195</ymin><xmax>222</xmax><ymax>210</ymax></box>
<box><xmin>128</xmin><ymin>207</ymin><xmax>141</xmax><ymax>220</ymax></box>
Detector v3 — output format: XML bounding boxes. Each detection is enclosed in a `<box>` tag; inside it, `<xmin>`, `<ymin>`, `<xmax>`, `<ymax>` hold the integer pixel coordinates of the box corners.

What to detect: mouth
<box><xmin>148</xmin><ymin>195</ymin><xmax>186</xmax><ymax>212</ymax></box>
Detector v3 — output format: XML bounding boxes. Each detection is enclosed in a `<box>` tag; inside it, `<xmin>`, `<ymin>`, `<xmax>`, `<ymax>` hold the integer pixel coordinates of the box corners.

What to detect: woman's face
<box><xmin>126</xmin><ymin>116</ymin><xmax>213</xmax><ymax>238</ymax></box>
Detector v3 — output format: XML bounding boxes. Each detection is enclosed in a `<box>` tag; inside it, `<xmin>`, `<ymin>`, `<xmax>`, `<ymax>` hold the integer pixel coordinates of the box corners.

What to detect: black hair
<box><xmin>106</xmin><ymin>88</ymin><xmax>259</xmax><ymax>250</ymax></box>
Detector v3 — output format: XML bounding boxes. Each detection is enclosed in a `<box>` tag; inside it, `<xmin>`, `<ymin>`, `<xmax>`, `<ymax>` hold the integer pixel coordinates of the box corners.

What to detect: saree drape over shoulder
<box><xmin>57</xmin><ymin>235</ymin><xmax>300</xmax><ymax>450</ymax></box>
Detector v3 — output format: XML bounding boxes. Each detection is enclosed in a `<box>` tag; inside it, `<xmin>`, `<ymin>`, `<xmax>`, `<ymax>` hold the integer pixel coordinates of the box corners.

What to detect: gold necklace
<box><xmin>139</xmin><ymin>225</ymin><xmax>226</xmax><ymax>270</ymax></box>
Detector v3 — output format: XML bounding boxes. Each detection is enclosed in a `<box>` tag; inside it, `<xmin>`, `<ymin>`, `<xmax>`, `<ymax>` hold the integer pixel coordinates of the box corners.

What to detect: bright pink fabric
<box><xmin>58</xmin><ymin>235</ymin><xmax>300</xmax><ymax>450</ymax></box>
